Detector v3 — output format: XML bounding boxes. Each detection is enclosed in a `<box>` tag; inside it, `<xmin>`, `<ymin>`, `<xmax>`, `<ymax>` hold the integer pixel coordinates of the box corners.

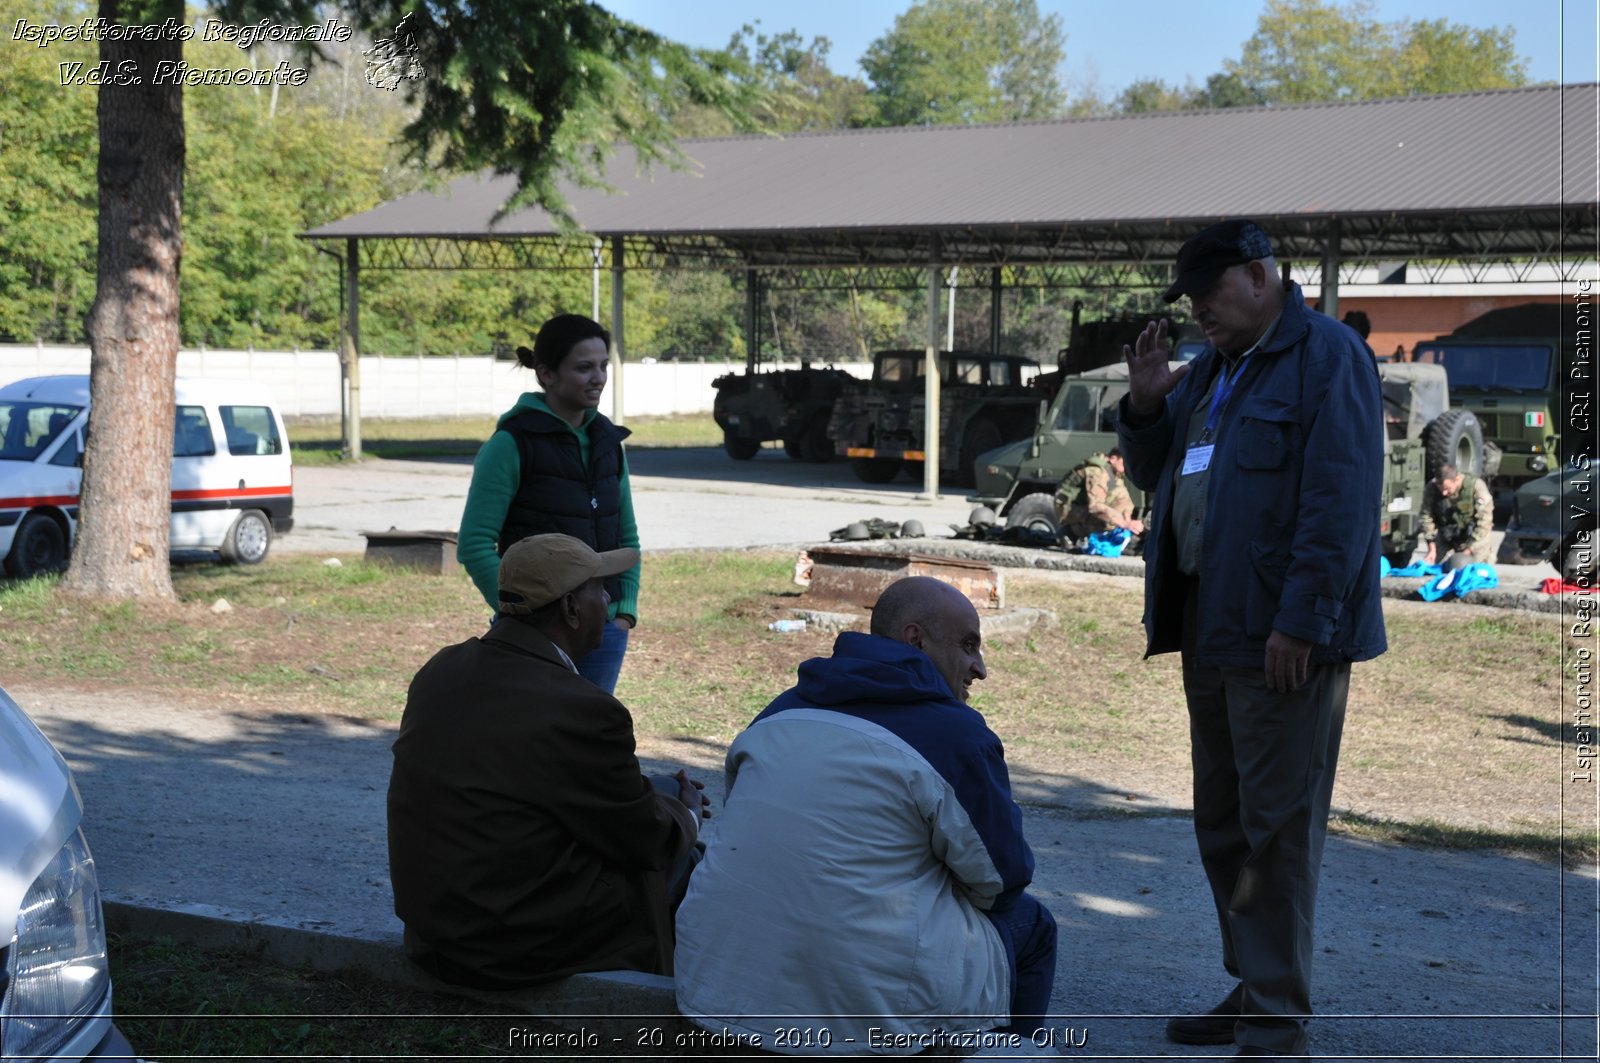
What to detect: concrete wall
<box><xmin>0</xmin><ymin>345</ymin><xmax>871</xmax><ymax>419</ymax></box>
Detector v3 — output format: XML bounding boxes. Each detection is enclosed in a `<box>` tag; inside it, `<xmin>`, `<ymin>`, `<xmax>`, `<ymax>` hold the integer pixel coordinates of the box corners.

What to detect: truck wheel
<box><xmin>957</xmin><ymin>417</ymin><xmax>1003</xmax><ymax>488</ymax></box>
<box><xmin>850</xmin><ymin>457</ymin><xmax>901</xmax><ymax>483</ymax></box>
<box><xmin>1004</xmin><ymin>493</ymin><xmax>1062</xmax><ymax>540</ymax></box>
<box><xmin>4</xmin><ymin>513</ymin><xmax>68</xmax><ymax>579</ymax></box>
<box><xmin>221</xmin><ymin>510</ymin><xmax>272</xmax><ymax>565</ymax></box>
<box><xmin>782</xmin><ymin>437</ymin><xmax>804</xmax><ymax>460</ymax></box>
<box><xmin>1424</xmin><ymin>409</ymin><xmax>1484</xmax><ymax>476</ymax></box>
<box><xmin>902</xmin><ymin>460</ymin><xmax>926</xmax><ymax>483</ymax></box>
<box><xmin>1561</xmin><ymin>534</ymin><xmax>1597</xmax><ymax>584</ymax></box>
<box><xmin>799</xmin><ymin>414</ymin><xmax>833</xmax><ymax>463</ymax></box>
<box><xmin>723</xmin><ymin>434</ymin><xmax>760</xmax><ymax>460</ymax></box>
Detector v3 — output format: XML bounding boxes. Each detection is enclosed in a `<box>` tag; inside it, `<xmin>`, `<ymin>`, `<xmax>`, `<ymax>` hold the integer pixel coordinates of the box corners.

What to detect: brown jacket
<box><xmin>387</xmin><ymin>621</ymin><xmax>697</xmax><ymax>987</ymax></box>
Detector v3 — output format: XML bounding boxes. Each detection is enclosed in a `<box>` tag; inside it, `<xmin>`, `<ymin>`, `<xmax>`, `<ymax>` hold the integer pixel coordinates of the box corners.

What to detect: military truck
<box><xmin>1411</xmin><ymin>303</ymin><xmax>1584</xmax><ymax>498</ymax></box>
<box><xmin>711</xmin><ymin>365</ymin><xmax>861</xmax><ymax>462</ymax></box>
<box><xmin>826</xmin><ymin>350</ymin><xmax>1044</xmax><ymax>486</ymax></box>
<box><xmin>969</xmin><ymin>359</ymin><xmax>1482</xmax><ymax>565</ymax></box>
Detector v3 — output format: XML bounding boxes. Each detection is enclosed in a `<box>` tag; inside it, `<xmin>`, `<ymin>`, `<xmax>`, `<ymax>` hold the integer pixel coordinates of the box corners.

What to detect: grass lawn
<box><xmin>0</xmin><ymin>552</ymin><xmax>1579</xmax><ymax>860</ymax></box>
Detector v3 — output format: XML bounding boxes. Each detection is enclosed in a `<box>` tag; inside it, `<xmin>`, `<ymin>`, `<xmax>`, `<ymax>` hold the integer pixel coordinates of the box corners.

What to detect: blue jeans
<box><xmin>984</xmin><ymin>891</ymin><xmax>1058</xmax><ymax>1037</ymax></box>
<box><xmin>576</xmin><ymin>619</ymin><xmax>629</xmax><ymax>695</ymax></box>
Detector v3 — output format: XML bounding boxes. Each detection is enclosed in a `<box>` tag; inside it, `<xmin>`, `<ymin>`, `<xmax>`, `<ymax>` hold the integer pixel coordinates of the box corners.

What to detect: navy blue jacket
<box><xmin>1116</xmin><ymin>283</ymin><xmax>1388</xmax><ymax>668</ymax></box>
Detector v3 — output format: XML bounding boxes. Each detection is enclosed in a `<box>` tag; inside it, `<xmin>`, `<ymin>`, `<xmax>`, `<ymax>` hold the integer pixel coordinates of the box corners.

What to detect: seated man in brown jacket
<box><xmin>388</xmin><ymin>533</ymin><xmax>707</xmax><ymax>987</ymax></box>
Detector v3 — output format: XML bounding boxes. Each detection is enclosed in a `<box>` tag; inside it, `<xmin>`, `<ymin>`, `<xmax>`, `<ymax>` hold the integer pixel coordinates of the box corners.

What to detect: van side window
<box><xmin>221</xmin><ymin>406</ymin><xmax>282</xmax><ymax>456</ymax></box>
<box><xmin>173</xmin><ymin>406</ymin><xmax>216</xmax><ymax>457</ymax></box>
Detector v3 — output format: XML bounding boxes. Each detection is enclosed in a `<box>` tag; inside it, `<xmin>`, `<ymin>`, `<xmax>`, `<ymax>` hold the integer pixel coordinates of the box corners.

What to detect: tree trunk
<box><xmin>62</xmin><ymin>0</ymin><xmax>185</xmax><ymax>601</ymax></box>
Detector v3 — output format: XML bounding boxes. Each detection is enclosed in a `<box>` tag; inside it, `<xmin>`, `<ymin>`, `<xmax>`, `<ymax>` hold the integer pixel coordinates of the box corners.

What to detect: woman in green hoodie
<box><xmin>456</xmin><ymin>314</ymin><xmax>641</xmax><ymax>693</ymax></box>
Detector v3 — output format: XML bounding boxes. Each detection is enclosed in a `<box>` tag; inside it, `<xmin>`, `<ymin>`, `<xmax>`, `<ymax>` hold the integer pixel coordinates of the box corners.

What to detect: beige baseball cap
<box><xmin>497</xmin><ymin>534</ymin><xmax>639</xmax><ymax>615</ymax></box>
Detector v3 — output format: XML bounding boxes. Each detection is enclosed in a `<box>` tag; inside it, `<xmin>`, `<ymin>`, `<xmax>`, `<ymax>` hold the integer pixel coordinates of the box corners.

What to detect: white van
<box><xmin>0</xmin><ymin>683</ymin><xmax>140</xmax><ymax>1059</ymax></box>
<box><xmin>0</xmin><ymin>375</ymin><xmax>294</xmax><ymax>578</ymax></box>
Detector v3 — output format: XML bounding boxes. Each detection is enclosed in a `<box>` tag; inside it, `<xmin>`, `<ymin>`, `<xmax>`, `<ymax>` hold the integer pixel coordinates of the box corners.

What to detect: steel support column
<box><xmin>923</xmin><ymin>263</ymin><xmax>941</xmax><ymax>499</ymax></box>
<box><xmin>1321</xmin><ymin>217</ymin><xmax>1342</xmax><ymax>319</ymax></box>
<box><xmin>990</xmin><ymin>267</ymin><xmax>1003</xmax><ymax>355</ymax></box>
<box><xmin>344</xmin><ymin>236</ymin><xmax>362</xmax><ymax>461</ymax></box>
<box><xmin>744</xmin><ymin>270</ymin><xmax>758</xmax><ymax>373</ymax></box>
<box><xmin>610</xmin><ymin>235</ymin><xmax>626</xmax><ymax>423</ymax></box>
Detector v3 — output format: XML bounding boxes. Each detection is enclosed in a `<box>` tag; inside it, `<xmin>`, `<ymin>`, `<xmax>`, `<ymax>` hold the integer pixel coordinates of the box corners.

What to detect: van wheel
<box><xmin>1004</xmin><ymin>493</ymin><xmax>1062</xmax><ymax>540</ymax></box>
<box><xmin>221</xmin><ymin>510</ymin><xmax>272</xmax><ymax>565</ymax></box>
<box><xmin>4</xmin><ymin>513</ymin><xmax>68</xmax><ymax>579</ymax></box>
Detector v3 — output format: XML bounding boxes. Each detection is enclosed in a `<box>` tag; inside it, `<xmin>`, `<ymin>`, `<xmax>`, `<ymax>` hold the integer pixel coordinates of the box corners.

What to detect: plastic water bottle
<box><xmin>768</xmin><ymin>619</ymin><xmax>807</xmax><ymax>633</ymax></box>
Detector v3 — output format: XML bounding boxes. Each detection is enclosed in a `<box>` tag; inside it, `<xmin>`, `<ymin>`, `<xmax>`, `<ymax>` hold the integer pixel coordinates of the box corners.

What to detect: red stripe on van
<box><xmin>0</xmin><ymin>494</ymin><xmax>80</xmax><ymax>509</ymax></box>
<box><xmin>170</xmin><ymin>485</ymin><xmax>292</xmax><ymax>501</ymax></box>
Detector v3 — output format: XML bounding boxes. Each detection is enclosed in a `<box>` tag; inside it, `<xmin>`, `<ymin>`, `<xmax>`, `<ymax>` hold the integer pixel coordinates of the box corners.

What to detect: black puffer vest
<box><xmin>497</xmin><ymin>407</ymin><xmax>631</xmax><ymax>601</ymax></box>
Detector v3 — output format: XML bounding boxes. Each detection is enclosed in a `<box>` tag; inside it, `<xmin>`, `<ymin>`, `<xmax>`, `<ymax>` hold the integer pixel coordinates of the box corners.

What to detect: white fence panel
<box><xmin>0</xmin><ymin>345</ymin><xmax>872</xmax><ymax>419</ymax></box>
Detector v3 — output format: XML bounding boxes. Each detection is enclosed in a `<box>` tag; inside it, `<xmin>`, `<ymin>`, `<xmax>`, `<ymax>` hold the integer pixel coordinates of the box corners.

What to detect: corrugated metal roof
<box><xmin>304</xmin><ymin>84</ymin><xmax>1598</xmax><ymax>264</ymax></box>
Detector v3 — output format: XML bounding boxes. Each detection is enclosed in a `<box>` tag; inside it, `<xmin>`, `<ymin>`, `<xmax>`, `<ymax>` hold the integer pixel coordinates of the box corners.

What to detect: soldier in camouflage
<box><xmin>1420</xmin><ymin>463</ymin><xmax>1494</xmax><ymax>568</ymax></box>
<box><xmin>1054</xmin><ymin>448</ymin><xmax>1144</xmax><ymax>543</ymax></box>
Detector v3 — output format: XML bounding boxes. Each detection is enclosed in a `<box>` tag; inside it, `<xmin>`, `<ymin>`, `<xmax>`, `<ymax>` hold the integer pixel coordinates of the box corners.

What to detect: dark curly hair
<box><xmin>514</xmin><ymin>314</ymin><xmax>610</xmax><ymax>374</ymax></box>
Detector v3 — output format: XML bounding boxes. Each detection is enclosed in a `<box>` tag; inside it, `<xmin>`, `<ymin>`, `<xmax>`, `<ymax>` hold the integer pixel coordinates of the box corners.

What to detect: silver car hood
<box><xmin>0</xmin><ymin>687</ymin><xmax>81</xmax><ymax>940</ymax></box>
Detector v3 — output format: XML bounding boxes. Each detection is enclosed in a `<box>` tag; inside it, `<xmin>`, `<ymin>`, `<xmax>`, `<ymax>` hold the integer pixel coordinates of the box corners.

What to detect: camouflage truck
<box><xmin>1410</xmin><ymin>303</ymin><xmax>1586</xmax><ymax>501</ymax></box>
<box><xmin>826</xmin><ymin>350</ymin><xmax>1044</xmax><ymax>485</ymax></box>
<box><xmin>711</xmin><ymin>366</ymin><xmax>861</xmax><ymax>462</ymax></box>
<box><xmin>969</xmin><ymin>359</ymin><xmax>1482</xmax><ymax>565</ymax></box>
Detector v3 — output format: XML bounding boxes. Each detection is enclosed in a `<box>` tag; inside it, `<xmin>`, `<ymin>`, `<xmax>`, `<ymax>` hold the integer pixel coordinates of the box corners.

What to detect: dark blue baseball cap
<box><xmin>1162</xmin><ymin>220</ymin><xmax>1275</xmax><ymax>303</ymax></box>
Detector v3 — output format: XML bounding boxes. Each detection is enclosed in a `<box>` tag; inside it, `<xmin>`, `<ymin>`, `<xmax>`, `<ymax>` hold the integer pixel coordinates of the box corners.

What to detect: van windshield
<box><xmin>0</xmin><ymin>402</ymin><xmax>81</xmax><ymax>461</ymax></box>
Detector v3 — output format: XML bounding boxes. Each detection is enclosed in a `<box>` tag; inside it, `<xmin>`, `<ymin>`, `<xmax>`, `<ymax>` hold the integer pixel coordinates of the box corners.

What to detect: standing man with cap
<box><xmin>1116</xmin><ymin>221</ymin><xmax>1386</xmax><ymax>1057</ymax></box>
<box><xmin>388</xmin><ymin>533</ymin><xmax>708</xmax><ymax>988</ymax></box>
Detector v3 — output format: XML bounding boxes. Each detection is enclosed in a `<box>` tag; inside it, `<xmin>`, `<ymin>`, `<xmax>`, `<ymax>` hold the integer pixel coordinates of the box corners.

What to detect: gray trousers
<box><xmin>1182</xmin><ymin>588</ymin><xmax>1349</xmax><ymax>1055</ymax></box>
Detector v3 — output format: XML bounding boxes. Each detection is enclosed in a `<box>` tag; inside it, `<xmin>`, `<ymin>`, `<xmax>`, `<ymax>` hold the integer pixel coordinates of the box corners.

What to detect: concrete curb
<box><xmin>820</xmin><ymin>538</ymin><xmax>1581</xmax><ymax>614</ymax></box>
<box><xmin>102</xmin><ymin>899</ymin><xmax>684</xmax><ymax>1037</ymax></box>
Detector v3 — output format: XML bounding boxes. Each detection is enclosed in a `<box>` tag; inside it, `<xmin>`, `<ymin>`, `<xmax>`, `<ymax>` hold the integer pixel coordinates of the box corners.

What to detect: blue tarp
<box><xmin>1417</xmin><ymin>564</ymin><xmax>1499</xmax><ymax>601</ymax></box>
<box><xmin>1082</xmin><ymin>528</ymin><xmax>1133</xmax><ymax>557</ymax></box>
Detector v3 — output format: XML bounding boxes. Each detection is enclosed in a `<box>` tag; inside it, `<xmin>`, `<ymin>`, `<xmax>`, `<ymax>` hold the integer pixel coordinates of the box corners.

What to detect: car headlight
<box><xmin>1</xmin><ymin>827</ymin><xmax>111</xmax><ymax>1061</ymax></box>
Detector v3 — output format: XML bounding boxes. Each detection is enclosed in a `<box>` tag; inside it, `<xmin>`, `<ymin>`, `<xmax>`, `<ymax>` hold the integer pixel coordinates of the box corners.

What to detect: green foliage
<box><xmin>1228</xmin><ymin>0</ymin><xmax>1527</xmax><ymax>104</ymax></box>
<box><xmin>337</xmin><ymin>0</ymin><xmax>760</xmax><ymax>223</ymax></box>
<box><xmin>0</xmin><ymin>0</ymin><xmax>98</xmax><ymax>342</ymax></box>
<box><xmin>861</xmin><ymin>0</ymin><xmax>1066</xmax><ymax>126</ymax></box>
<box><xmin>670</xmin><ymin>23</ymin><xmax>875</xmax><ymax>135</ymax></box>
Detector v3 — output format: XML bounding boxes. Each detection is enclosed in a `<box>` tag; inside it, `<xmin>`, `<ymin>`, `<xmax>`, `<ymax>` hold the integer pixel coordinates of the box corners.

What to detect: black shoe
<box><xmin>1165</xmin><ymin>983</ymin><xmax>1242</xmax><ymax>1045</ymax></box>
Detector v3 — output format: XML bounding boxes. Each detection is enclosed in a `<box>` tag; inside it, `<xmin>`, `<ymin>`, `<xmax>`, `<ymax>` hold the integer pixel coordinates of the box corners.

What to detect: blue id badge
<box><xmin>1182</xmin><ymin>444</ymin><xmax>1214</xmax><ymax>475</ymax></box>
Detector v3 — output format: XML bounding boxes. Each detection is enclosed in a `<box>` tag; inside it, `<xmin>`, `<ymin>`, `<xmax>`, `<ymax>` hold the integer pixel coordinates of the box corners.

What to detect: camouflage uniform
<box><xmin>1055</xmin><ymin>453</ymin><xmax>1135</xmax><ymax>541</ymax></box>
<box><xmin>1419</xmin><ymin>472</ymin><xmax>1494</xmax><ymax>563</ymax></box>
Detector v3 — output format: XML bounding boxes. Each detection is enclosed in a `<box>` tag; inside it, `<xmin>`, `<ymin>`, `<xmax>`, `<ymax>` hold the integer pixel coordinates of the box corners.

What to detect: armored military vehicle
<box><xmin>711</xmin><ymin>366</ymin><xmax>861</xmax><ymax>462</ymax></box>
<box><xmin>969</xmin><ymin>359</ymin><xmax>1481</xmax><ymax>564</ymax></box>
<box><xmin>826</xmin><ymin>350</ymin><xmax>1045</xmax><ymax>486</ymax></box>
<box><xmin>1411</xmin><ymin>303</ymin><xmax>1585</xmax><ymax>497</ymax></box>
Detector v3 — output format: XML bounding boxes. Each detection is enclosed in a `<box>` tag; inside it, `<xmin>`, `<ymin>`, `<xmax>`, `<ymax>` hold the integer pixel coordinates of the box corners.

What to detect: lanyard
<box><xmin>1199</xmin><ymin>356</ymin><xmax>1249</xmax><ymax>444</ymax></box>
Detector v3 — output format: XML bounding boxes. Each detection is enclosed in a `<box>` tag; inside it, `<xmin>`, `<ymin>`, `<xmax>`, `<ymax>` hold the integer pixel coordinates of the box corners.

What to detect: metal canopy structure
<box><xmin>301</xmin><ymin>83</ymin><xmax>1599</xmax><ymax>485</ymax></box>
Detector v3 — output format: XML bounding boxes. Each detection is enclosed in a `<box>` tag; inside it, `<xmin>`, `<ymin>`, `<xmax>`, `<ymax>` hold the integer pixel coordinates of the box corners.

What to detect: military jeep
<box><xmin>968</xmin><ymin>359</ymin><xmax>1481</xmax><ymax>562</ymax></box>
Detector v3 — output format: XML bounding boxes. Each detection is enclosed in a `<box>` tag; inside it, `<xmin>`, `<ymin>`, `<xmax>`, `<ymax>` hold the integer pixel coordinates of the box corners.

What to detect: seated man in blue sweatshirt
<box><xmin>674</xmin><ymin>576</ymin><xmax>1056</xmax><ymax>1055</ymax></box>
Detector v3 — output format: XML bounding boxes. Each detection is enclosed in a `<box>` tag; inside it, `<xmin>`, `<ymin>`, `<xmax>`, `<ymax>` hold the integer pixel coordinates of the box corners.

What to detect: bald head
<box><xmin>870</xmin><ymin>577</ymin><xmax>987</xmax><ymax>702</ymax></box>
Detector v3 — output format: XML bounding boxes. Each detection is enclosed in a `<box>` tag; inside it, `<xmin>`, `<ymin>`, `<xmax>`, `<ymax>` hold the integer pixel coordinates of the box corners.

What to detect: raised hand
<box><xmin>1123</xmin><ymin>319</ymin><xmax>1191</xmax><ymax>417</ymax></box>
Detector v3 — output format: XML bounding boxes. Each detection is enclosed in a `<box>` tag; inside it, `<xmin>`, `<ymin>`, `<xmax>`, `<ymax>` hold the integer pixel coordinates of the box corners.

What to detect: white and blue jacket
<box><xmin>674</xmin><ymin>633</ymin><xmax>1035</xmax><ymax>1054</ymax></box>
